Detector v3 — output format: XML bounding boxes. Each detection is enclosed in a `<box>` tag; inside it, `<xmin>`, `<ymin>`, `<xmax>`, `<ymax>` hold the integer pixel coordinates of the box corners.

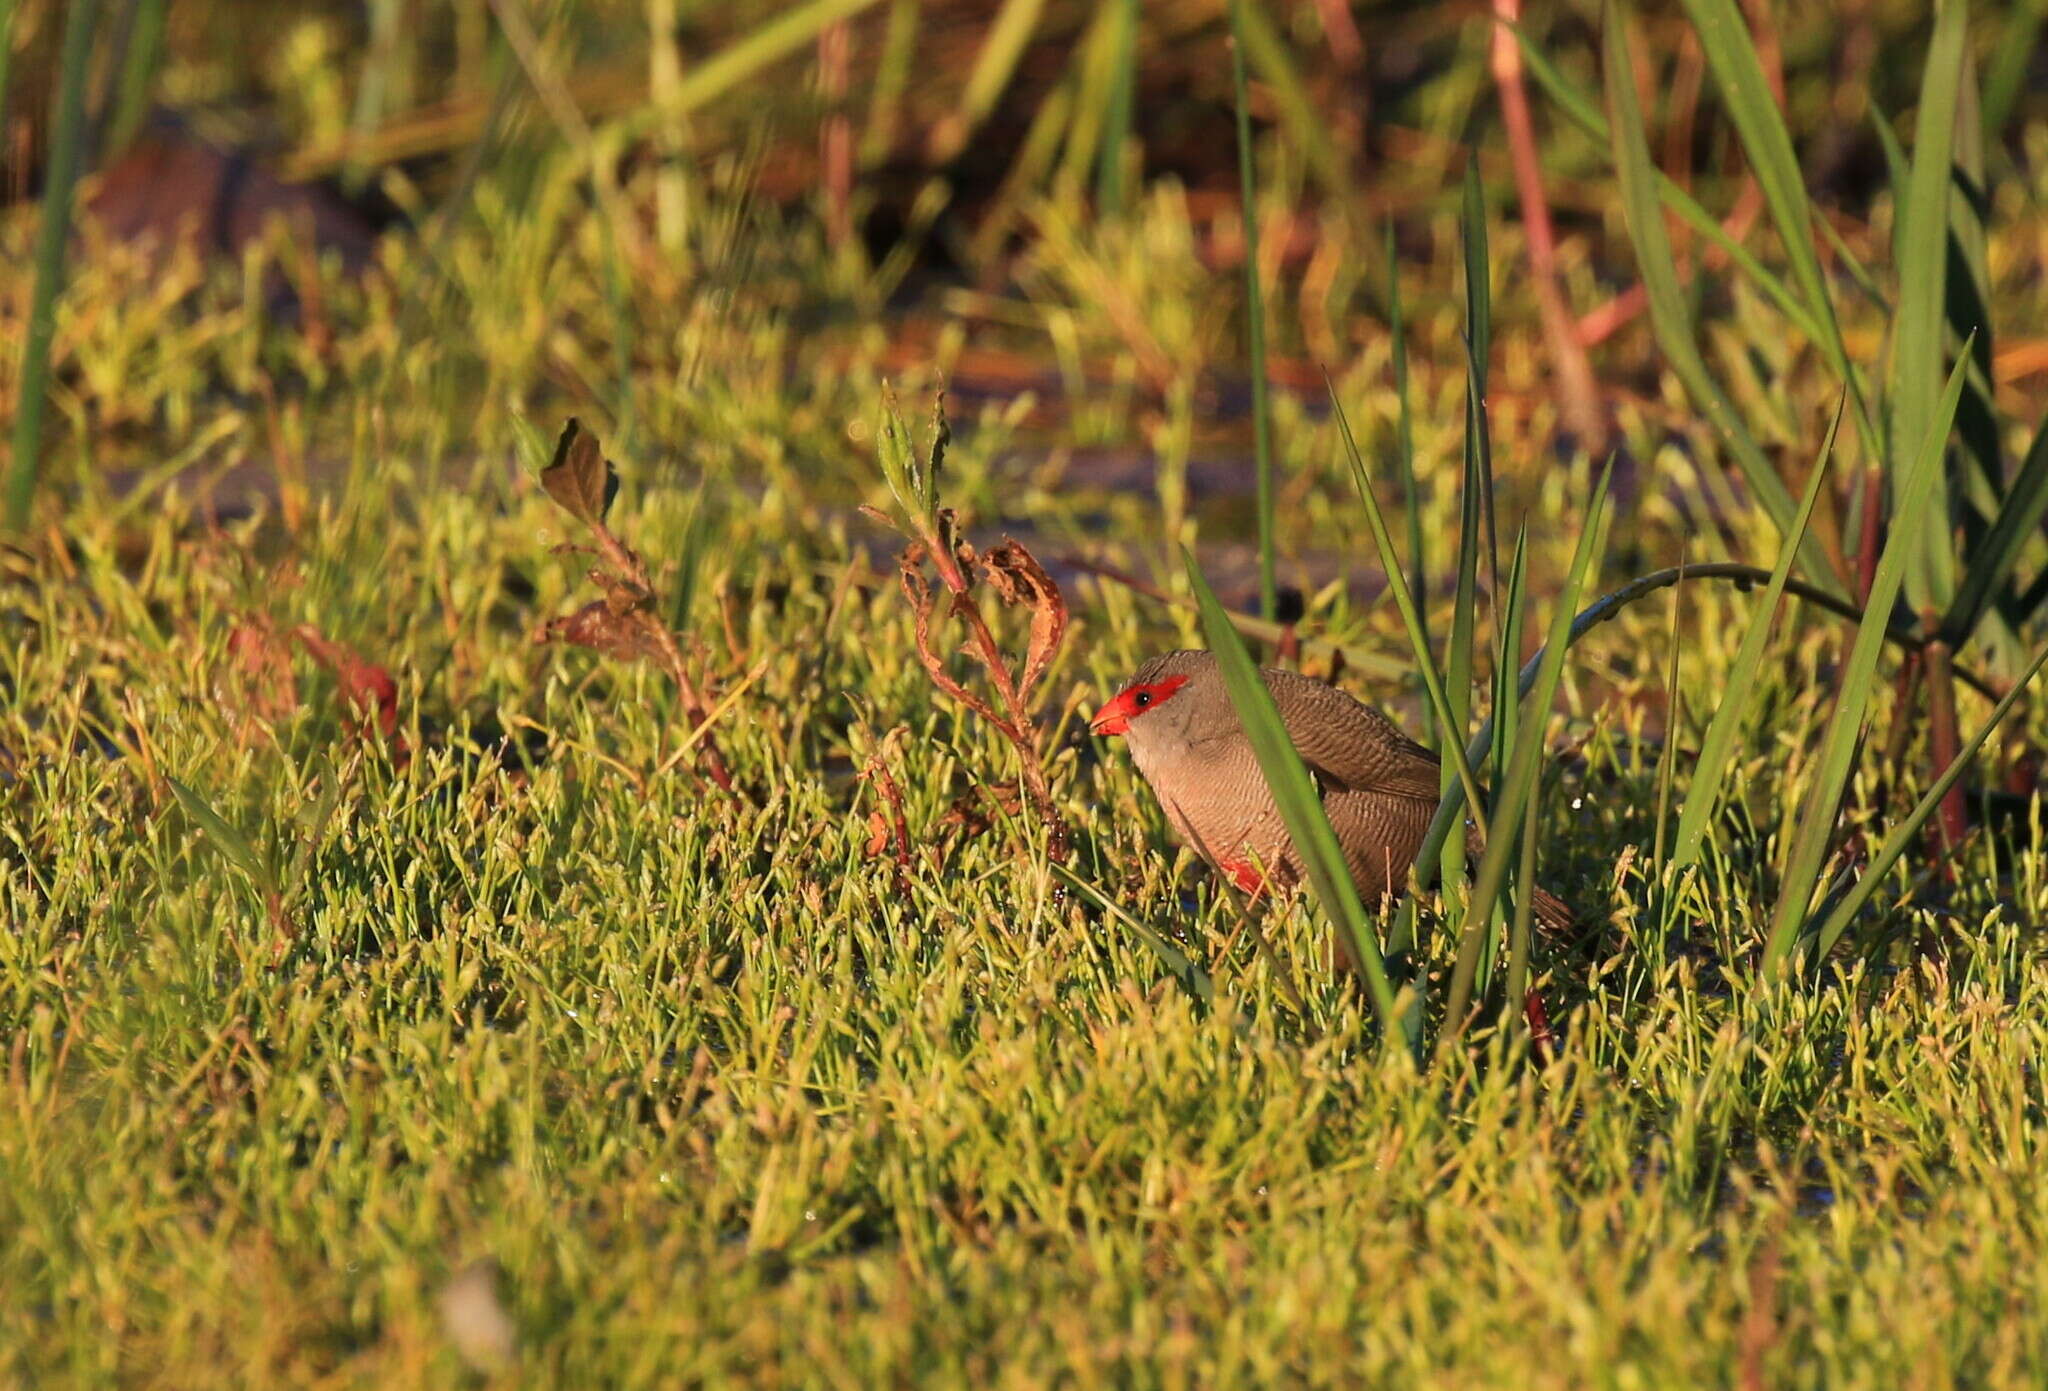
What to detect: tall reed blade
<box><xmin>1945</xmin><ymin>420</ymin><xmax>2048</xmax><ymax>641</ymax></box>
<box><xmin>4</xmin><ymin>0</ymin><xmax>99</xmax><ymax>532</ymax></box>
<box><xmin>1228</xmin><ymin>0</ymin><xmax>1277</xmax><ymax>622</ymax></box>
<box><xmin>1666</xmin><ymin>399</ymin><xmax>1844</xmax><ymax>888</ymax></box>
<box><xmin>1093</xmin><ymin>0</ymin><xmax>1137</xmax><ymax>215</ymax></box>
<box><xmin>1601</xmin><ymin>0</ymin><xmax>1837</xmax><ymax>592</ymax></box>
<box><xmin>1184</xmin><ymin>550</ymin><xmax>1405</xmax><ymax>1049</ymax></box>
<box><xmin>1510</xmin><ymin>21</ymin><xmax>1826</xmax><ymax>344</ymax></box>
<box><xmin>1330</xmin><ymin>386</ymin><xmax>1492</xmax><ymax>841</ymax></box>
<box><xmin>1440</xmin><ymin>457</ymin><xmax>1613</xmax><ymax>1045</ymax></box>
<box><xmin>1812</xmin><ymin>635</ymin><xmax>2048</xmax><ymax>958</ymax></box>
<box><xmin>1891</xmin><ymin>0</ymin><xmax>1968</xmax><ymax>616</ymax></box>
<box><xmin>1386</xmin><ymin>222</ymin><xmax>1427</xmax><ymax>736</ymax></box>
<box><xmin>1675</xmin><ymin>0</ymin><xmax>1875</xmax><ymax>453</ymax></box>
<box><xmin>1764</xmin><ymin>348</ymin><xmax>1975</xmax><ymax>976</ymax></box>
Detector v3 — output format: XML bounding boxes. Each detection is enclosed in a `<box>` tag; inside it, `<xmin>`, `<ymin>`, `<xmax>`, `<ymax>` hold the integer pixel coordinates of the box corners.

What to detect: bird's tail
<box><xmin>1461</xmin><ymin>825</ymin><xmax>1577</xmax><ymax>936</ymax></box>
<box><xmin>1529</xmin><ymin>884</ymin><xmax>1577</xmax><ymax>936</ymax></box>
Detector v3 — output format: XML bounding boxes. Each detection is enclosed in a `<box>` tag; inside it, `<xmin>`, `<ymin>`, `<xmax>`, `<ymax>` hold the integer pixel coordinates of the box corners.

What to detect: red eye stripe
<box><xmin>1088</xmin><ymin>674</ymin><xmax>1190</xmax><ymax>735</ymax></box>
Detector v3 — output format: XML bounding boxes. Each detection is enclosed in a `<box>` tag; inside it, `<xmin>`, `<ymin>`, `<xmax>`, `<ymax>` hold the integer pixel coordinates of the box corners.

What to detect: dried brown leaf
<box><xmin>938</xmin><ymin>780</ymin><xmax>1024</xmax><ymax>841</ymax></box>
<box><xmin>863</xmin><ymin>810</ymin><xmax>891</xmax><ymax>858</ymax></box>
<box><xmin>538</xmin><ymin>601</ymin><xmax>663</xmax><ymax>662</ymax></box>
<box><xmin>542</xmin><ymin>418</ymin><xmax>620</xmax><ymax>526</ymax></box>
<box><xmin>980</xmin><ymin>539</ymin><xmax>1069</xmax><ymax>700</ymax></box>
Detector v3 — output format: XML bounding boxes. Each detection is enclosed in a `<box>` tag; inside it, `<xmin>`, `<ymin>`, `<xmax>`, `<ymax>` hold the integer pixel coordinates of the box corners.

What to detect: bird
<box><xmin>1089</xmin><ymin>649</ymin><xmax>1573</xmax><ymax>933</ymax></box>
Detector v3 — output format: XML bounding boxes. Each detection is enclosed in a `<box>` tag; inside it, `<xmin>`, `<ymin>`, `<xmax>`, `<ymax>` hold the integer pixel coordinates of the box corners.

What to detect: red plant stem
<box><xmin>1855</xmin><ymin>465</ymin><xmax>1883</xmax><ymax>606</ymax></box>
<box><xmin>1523</xmin><ymin>988</ymin><xmax>1556</xmax><ymax>1065</ymax></box>
<box><xmin>1924</xmin><ymin>636</ymin><xmax>1968</xmax><ymax>859</ymax></box>
<box><xmin>1489</xmin><ymin>0</ymin><xmax>1606</xmax><ymax>452</ymax></box>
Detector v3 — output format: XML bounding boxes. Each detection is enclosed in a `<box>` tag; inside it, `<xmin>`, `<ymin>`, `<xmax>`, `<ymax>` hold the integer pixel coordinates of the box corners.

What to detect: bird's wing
<box><xmin>1261</xmin><ymin>666</ymin><xmax>1444</xmax><ymax>803</ymax></box>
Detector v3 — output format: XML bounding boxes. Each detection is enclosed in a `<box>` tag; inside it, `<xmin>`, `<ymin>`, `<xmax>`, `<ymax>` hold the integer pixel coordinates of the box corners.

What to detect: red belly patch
<box><xmin>1216</xmin><ymin>857</ymin><xmax>1270</xmax><ymax>897</ymax></box>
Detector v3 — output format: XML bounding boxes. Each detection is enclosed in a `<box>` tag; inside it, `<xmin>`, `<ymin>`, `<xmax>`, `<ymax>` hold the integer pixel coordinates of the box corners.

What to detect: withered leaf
<box><xmin>539</xmin><ymin>601</ymin><xmax>662</xmax><ymax>662</ymax></box>
<box><xmin>939</xmin><ymin>780</ymin><xmax>1023</xmax><ymax>841</ymax></box>
<box><xmin>863</xmin><ymin>809</ymin><xmax>891</xmax><ymax>858</ymax></box>
<box><xmin>542</xmin><ymin>418</ymin><xmax>620</xmax><ymax>526</ymax></box>
<box><xmin>980</xmin><ymin>539</ymin><xmax>1069</xmax><ymax>700</ymax></box>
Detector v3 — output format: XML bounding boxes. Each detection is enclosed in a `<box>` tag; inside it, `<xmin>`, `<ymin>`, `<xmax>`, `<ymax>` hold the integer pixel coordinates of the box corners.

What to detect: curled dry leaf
<box><xmin>537</xmin><ymin>600</ymin><xmax>665</xmax><ymax>662</ymax></box>
<box><xmin>542</xmin><ymin>418</ymin><xmax>620</xmax><ymax>526</ymax></box>
<box><xmin>939</xmin><ymin>780</ymin><xmax>1024</xmax><ymax>842</ymax></box>
<box><xmin>980</xmin><ymin>539</ymin><xmax>1068</xmax><ymax>700</ymax></box>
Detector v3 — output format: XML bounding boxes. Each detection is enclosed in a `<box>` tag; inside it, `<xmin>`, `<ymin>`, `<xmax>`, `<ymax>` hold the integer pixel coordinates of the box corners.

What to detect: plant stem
<box><xmin>5</xmin><ymin>0</ymin><xmax>98</xmax><ymax>533</ymax></box>
<box><xmin>1228</xmin><ymin>0</ymin><xmax>1276</xmax><ymax>623</ymax></box>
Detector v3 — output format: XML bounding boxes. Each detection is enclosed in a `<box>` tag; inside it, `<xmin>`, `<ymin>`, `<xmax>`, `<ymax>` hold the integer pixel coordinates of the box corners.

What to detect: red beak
<box><xmin>1088</xmin><ymin>700</ymin><xmax>1128</xmax><ymax>737</ymax></box>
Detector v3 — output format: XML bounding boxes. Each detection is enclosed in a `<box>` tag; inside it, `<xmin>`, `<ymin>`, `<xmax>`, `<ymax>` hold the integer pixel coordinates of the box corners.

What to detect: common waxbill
<box><xmin>1090</xmin><ymin>650</ymin><xmax>1573</xmax><ymax>931</ymax></box>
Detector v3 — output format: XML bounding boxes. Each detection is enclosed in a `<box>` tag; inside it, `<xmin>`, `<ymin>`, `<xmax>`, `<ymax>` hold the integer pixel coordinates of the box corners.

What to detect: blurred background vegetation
<box><xmin>6</xmin><ymin>0</ymin><xmax>2048</xmax><ymax>531</ymax></box>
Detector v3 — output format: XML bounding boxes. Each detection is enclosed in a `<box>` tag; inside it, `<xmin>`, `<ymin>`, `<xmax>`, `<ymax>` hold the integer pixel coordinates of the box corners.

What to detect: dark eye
<box><xmin>1133</xmin><ymin>691</ymin><xmax>1151</xmax><ymax>708</ymax></box>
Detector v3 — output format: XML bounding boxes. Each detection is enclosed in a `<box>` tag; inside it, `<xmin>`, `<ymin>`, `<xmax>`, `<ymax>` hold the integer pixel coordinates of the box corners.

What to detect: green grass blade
<box><xmin>1051</xmin><ymin>863</ymin><xmax>1214</xmax><ymax>1007</ymax></box>
<box><xmin>1225</xmin><ymin>0</ymin><xmax>1348</xmax><ymax>199</ymax></box>
<box><xmin>1441</xmin><ymin>458</ymin><xmax>1614</xmax><ymax>1044</ymax></box>
<box><xmin>1675</xmin><ymin>0</ymin><xmax>1878</xmax><ymax>457</ymax></box>
<box><xmin>1668</xmin><ymin>400</ymin><xmax>1843</xmax><ymax>880</ymax></box>
<box><xmin>1387</xmin><ymin>223</ymin><xmax>1427</xmax><ymax>736</ymax></box>
<box><xmin>1602</xmin><ymin>1</ymin><xmax>1839</xmax><ymax>594</ymax></box>
<box><xmin>1228</xmin><ymin>0</ymin><xmax>1277</xmax><ymax>622</ymax></box>
<box><xmin>107</xmin><ymin>0</ymin><xmax>166</xmax><ymax>152</ymax></box>
<box><xmin>1092</xmin><ymin>0</ymin><xmax>1137</xmax><ymax>215</ymax></box>
<box><xmin>5</xmin><ymin>0</ymin><xmax>99</xmax><ymax>532</ymax></box>
<box><xmin>1329</xmin><ymin>386</ymin><xmax>1492</xmax><ymax>842</ymax></box>
<box><xmin>1650</xmin><ymin>577</ymin><xmax>1684</xmax><ymax>880</ymax></box>
<box><xmin>1461</xmin><ymin>161</ymin><xmax>1491</xmax><ymax>400</ymax></box>
<box><xmin>1946</xmin><ymin>421</ymin><xmax>2048</xmax><ymax>640</ymax></box>
<box><xmin>1481</xmin><ymin>525</ymin><xmax>1530</xmax><ymax>996</ymax></box>
<box><xmin>1510</xmin><ymin>19</ymin><xmax>1825</xmax><ymax>344</ymax></box>
<box><xmin>1982</xmin><ymin>0</ymin><xmax>2047</xmax><ymax>139</ymax></box>
<box><xmin>1891</xmin><ymin>0</ymin><xmax>1968</xmax><ymax>616</ymax></box>
<box><xmin>1184</xmin><ymin>549</ymin><xmax>1404</xmax><ymax>1046</ymax></box>
<box><xmin>1502</xmin><ymin>762</ymin><xmax>1541</xmax><ymax>1036</ymax></box>
<box><xmin>1812</xmin><ymin>635</ymin><xmax>2048</xmax><ymax>958</ymax></box>
<box><xmin>0</xmin><ymin>0</ymin><xmax>16</xmax><ymax>128</ymax></box>
<box><xmin>669</xmin><ymin>0</ymin><xmax>888</xmax><ymax>123</ymax></box>
<box><xmin>1764</xmin><ymin>347</ymin><xmax>1975</xmax><ymax>975</ymax></box>
<box><xmin>167</xmin><ymin>777</ymin><xmax>271</xmax><ymax>893</ymax></box>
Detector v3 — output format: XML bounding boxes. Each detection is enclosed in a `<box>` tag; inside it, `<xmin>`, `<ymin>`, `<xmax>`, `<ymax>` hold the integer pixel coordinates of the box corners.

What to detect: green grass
<box><xmin>6</xmin><ymin>466</ymin><xmax>2048</xmax><ymax>1385</ymax></box>
<box><xmin>8</xmin><ymin>3</ymin><xmax>2048</xmax><ymax>1384</ymax></box>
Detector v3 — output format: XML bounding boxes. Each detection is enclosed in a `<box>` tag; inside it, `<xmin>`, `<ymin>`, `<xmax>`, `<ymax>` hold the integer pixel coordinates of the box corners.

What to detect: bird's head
<box><xmin>1088</xmin><ymin>650</ymin><xmax>1216</xmax><ymax>749</ymax></box>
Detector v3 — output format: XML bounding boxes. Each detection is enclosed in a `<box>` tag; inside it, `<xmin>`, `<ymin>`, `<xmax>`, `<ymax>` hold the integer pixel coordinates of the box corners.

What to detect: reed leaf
<box><xmin>1228</xmin><ymin>0</ymin><xmax>1276</xmax><ymax>621</ymax></box>
<box><xmin>1329</xmin><ymin>386</ymin><xmax>1491</xmax><ymax>841</ymax></box>
<box><xmin>1763</xmin><ymin>347</ymin><xmax>1974</xmax><ymax>975</ymax></box>
<box><xmin>4</xmin><ymin>0</ymin><xmax>98</xmax><ymax>532</ymax></box>
<box><xmin>1184</xmin><ymin>550</ymin><xmax>1404</xmax><ymax>1046</ymax></box>
<box><xmin>1509</xmin><ymin>20</ymin><xmax>1824</xmax><ymax>344</ymax></box>
<box><xmin>1602</xmin><ymin>0</ymin><xmax>1837</xmax><ymax>592</ymax></box>
<box><xmin>1812</xmin><ymin>635</ymin><xmax>2048</xmax><ymax>958</ymax></box>
<box><xmin>1946</xmin><ymin>422</ymin><xmax>2048</xmax><ymax>641</ymax></box>
<box><xmin>1675</xmin><ymin>0</ymin><xmax>1877</xmax><ymax>455</ymax></box>
<box><xmin>1891</xmin><ymin>0</ymin><xmax>1968</xmax><ymax>615</ymax></box>
<box><xmin>1439</xmin><ymin>458</ymin><xmax>1612</xmax><ymax>1045</ymax></box>
<box><xmin>1667</xmin><ymin>400</ymin><xmax>1843</xmax><ymax>883</ymax></box>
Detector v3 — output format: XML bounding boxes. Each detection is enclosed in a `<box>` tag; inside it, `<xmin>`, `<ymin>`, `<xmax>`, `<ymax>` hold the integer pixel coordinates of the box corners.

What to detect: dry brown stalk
<box><xmin>532</xmin><ymin>419</ymin><xmax>737</xmax><ymax>793</ymax></box>
<box><xmin>866</xmin><ymin>389</ymin><xmax>1072</xmax><ymax>857</ymax></box>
